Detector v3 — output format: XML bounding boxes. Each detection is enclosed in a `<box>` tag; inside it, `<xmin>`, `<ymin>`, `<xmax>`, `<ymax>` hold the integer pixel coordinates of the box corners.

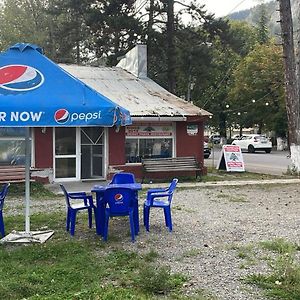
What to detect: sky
<box><xmin>197</xmin><ymin>0</ymin><xmax>270</xmax><ymax>17</ymax></box>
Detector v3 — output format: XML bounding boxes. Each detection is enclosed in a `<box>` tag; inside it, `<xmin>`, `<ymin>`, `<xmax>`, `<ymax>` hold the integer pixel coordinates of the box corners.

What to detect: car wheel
<box><xmin>204</xmin><ymin>154</ymin><xmax>210</xmax><ymax>159</ymax></box>
<box><xmin>265</xmin><ymin>149</ymin><xmax>271</xmax><ymax>153</ymax></box>
<box><xmin>248</xmin><ymin>145</ymin><xmax>255</xmax><ymax>153</ymax></box>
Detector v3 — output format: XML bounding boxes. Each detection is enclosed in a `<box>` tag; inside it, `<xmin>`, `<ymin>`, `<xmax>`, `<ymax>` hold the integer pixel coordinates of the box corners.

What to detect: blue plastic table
<box><xmin>91</xmin><ymin>183</ymin><xmax>142</xmax><ymax>236</ymax></box>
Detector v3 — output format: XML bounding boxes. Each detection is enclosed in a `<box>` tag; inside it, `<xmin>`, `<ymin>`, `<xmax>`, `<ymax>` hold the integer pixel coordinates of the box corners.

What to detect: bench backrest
<box><xmin>142</xmin><ymin>156</ymin><xmax>200</xmax><ymax>171</ymax></box>
<box><xmin>0</xmin><ymin>166</ymin><xmax>26</xmax><ymax>182</ymax></box>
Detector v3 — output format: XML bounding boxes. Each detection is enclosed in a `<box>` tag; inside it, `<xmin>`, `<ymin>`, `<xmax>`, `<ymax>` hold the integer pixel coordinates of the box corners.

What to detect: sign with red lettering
<box><xmin>217</xmin><ymin>145</ymin><xmax>245</xmax><ymax>172</ymax></box>
<box><xmin>125</xmin><ymin>123</ymin><xmax>173</xmax><ymax>137</ymax></box>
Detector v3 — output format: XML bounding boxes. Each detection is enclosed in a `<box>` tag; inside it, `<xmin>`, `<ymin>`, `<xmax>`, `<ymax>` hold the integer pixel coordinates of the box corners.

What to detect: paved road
<box><xmin>204</xmin><ymin>146</ymin><xmax>292</xmax><ymax>175</ymax></box>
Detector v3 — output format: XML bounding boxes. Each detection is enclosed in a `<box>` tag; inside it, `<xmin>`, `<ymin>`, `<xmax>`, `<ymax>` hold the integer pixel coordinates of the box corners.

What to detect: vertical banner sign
<box><xmin>217</xmin><ymin>145</ymin><xmax>245</xmax><ymax>172</ymax></box>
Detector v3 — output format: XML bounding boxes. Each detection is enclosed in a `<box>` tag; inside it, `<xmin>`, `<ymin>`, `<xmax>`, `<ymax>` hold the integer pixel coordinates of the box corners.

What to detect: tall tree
<box><xmin>85</xmin><ymin>0</ymin><xmax>143</xmax><ymax>66</ymax></box>
<box><xmin>229</xmin><ymin>43</ymin><xmax>286</xmax><ymax>136</ymax></box>
<box><xmin>0</xmin><ymin>0</ymin><xmax>49</xmax><ymax>52</ymax></box>
<box><xmin>256</xmin><ymin>3</ymin><xmax>270</xmax><ymax>45</ymax></box>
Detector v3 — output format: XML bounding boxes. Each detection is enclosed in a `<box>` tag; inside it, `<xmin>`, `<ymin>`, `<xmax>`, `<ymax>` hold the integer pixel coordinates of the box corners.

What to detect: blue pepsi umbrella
<box><xmin>0</xmin><ymin>43</ymin><xmax>131</xmax><ymax>241</ymax></box>
<box><xmin>0</xmin><ymin>43</ymin><xmax>131</xmax><ymax>127</ymax></box>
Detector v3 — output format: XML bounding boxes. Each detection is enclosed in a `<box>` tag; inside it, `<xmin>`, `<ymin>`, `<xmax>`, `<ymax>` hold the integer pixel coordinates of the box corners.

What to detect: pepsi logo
<box><xmin>114</xmin><ymin>194</ymin><xmax>123</xmax><ymax>201</ymax></box>
<box><xmin>0</xmin><ymin>65</ymin><xmax>44</xmax><ymax>92</ymax></box>
<box><xmin>54</xmin><ymin>109</ymin><xmax>70</xmax><ymax>124</ymax></box>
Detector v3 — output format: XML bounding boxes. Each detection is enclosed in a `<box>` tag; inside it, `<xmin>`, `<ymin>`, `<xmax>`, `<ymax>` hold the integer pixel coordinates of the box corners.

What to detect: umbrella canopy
<box><xmin>0</xmin><ymin>43</ymin><xmax>131</xmax><ymax>241</ymax></box>
<box><xmin>0</xmin><ymin>43</ymin><xmax>131</xmax><ymax>127</ymax></box>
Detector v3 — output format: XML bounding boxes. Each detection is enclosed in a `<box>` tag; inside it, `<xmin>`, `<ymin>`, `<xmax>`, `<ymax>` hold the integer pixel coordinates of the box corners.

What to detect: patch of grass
<box><xmin>8</xmin><ymin>182</ymin><xmax>59</xmax><ymax>199</ymax></box>
<box><xmin>182</xmin><ymin>248</ymin><xmax>202</xmax><ymax>258</ymax></box>
<box><xmin>260</xmin><ymin>238</ymin><xmax>299</xmax><ymax>255</ymax></box>
<box><xmin>0</xmin><ymin>213</ymin><xmax>188</xmax><ymax>300</ymax></box>
<box><xmin>244</xmin><ymin>239</ymin><xmax>300</xmax><ymax>299</ymax></box>
<box><xmin>136</xmin><ymin>265</ymin><xmax>186</xmax><ymax>295</ymax></box>
<box><xmin>234</xmin><ymin>244</ymin><xmax>257</xmax><ymax>268</ymax></box>
<box><xmin>228</xmin><ymin>196</ymin><xmax>248</xmax><ymax>203</ymax></box>
<box><xmin>203</xmin><ymin>168</ymin><xmax>292</xmax><ymax>182</ymax></box>
<box><xmin>216</xmin><ymin>193</ymin><xmax>247</xmax><ymax>202</ymax></box>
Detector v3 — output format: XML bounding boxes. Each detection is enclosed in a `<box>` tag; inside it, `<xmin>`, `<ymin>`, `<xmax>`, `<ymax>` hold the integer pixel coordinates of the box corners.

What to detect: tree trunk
<box><xmin>297</xmin><ymin>0</ymin><xmax>300</xmax><ymax>93</ymax></box>
<box><xmin>166</xmin><ymin>0</ymin><xmax>176</xmax><ymax>94</ymax></box>
<box><xmin>147</xmin><ymin>0</ymin><xmax>154</xmax><ymax>60</ymax></box>
<box><xmin>279</xmin><ymin>0</ymin><xmax>300</xmax><ymax>170</ymax></box>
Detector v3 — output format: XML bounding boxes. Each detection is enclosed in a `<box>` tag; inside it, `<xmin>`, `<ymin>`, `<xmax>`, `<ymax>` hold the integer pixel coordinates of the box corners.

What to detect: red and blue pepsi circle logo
<box><xmin>54</xmin><ymin>109</ymin><xmax>70</xmax><ymax>124</ymax></box>
<box><xmin>0</xmin><ymin>65</ymin><xmax>44</xmax><ymax>92</ymax></box>
<box><xmin>114</xmin><ymin>194</ymin><xmax>123</xmax><ymax>201</ymax></box>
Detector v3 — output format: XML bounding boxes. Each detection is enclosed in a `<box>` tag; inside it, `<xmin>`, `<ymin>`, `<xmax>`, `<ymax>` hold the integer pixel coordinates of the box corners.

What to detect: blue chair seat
<box><xmin>143</xmin><ymin>179</ymin><xmax>178</xmax><ymax>232</ymax></box>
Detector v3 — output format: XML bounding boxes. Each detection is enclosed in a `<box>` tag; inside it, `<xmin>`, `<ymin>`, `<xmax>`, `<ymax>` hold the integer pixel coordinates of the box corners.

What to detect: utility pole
<box><xmin>278</xmin><ymin>0</ymin><xmax>300</xmax><ymax>170</ymax></box>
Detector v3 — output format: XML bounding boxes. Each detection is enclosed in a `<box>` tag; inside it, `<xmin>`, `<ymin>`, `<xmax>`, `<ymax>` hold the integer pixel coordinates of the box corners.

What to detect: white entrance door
<box><xmin>54</xmin><ymin>127</ymin><xmax>105</xmax><ymax>181</ymax></box>
<box><xmin>80</xmin><ymin>127</ymin><xmax>105</xmax><ymax>180</ymax></box>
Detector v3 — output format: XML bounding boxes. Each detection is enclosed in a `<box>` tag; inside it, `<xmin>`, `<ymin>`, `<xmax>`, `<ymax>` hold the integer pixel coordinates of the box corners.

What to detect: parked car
<box><xmin>204</xmin><ymin>141</ymin><xmax>211</xmax><ymax>159</ymax></box>
<box><xmin>231</xmin><ymin>134</ymin><xmax>272</xmax><ymax>153</ymax></box>
<box><xmin>210</xmin><ymin>134</ymin><xmax>221</xmax><ymax>144</ymax></box>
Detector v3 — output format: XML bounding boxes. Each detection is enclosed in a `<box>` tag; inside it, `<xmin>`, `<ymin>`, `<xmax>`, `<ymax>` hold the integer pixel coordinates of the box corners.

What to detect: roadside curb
<box><xmin>142</xmin><ymin>178</ymin><xmax>300</xmax><ymax>189</ymax></box>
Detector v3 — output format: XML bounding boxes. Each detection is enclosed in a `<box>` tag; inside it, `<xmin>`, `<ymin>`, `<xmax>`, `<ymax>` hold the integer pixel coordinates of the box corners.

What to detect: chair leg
<box><xmin>88</xmin><ymin>208</ymin><xmax>93</xmax><ymax>228</ymax></box>
<box><xmin>66</xmin><ymin>209</ymin><xmax>71</xmax><ymax>232</ymax></box>
<box><xmin>129</xmin><ymin>211</ymin><xmax>136</xmax><ymax>242</ymax></box>
<box><xmin>144</xmin><ymin>206</ymin><xmax>150</xmax><ymax>232</ymax></box>
<box><xmin>103</xmin><ymin>212</ymin><xmax>110</xmax><ymax>241</ymax></box>
<box><xmin>164</xmin><ymin>207</ymin><xmax>172</xmax><ymax>232</ymax></box>
<box><xmin>0</xmin><ymin>211</ymin><xmax>5</xmax><ymax>238</ymax></box>
<box><xmin>134</xmin><ymin>203</ymin><xmax>139</xmax><ymax>235</ymax></box>
<box><xmin>70</xmin><ymin>210</ymin><xmax>77</xmax><ymax>236</ymax></box>
<box><xmin>164</xmin><ymin>207</ymin><xmax>168</xmax><ymax>227</ymax></box>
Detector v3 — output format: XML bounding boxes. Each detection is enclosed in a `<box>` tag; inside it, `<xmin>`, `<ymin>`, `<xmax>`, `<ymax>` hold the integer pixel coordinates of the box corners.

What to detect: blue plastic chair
<box><xmin>60</xmin><ymin>184</ymin><xmax>95</xmax><ymax>236</ymax></box>
<box><xmin>103</xmin><ymin>187</ymin><xmax>137</xmax><ymax>242</ymax></box>
<box><xmin>109</xmin><ymin>172</ymin><xmax>139</xmax><ymax>234</ymax></box>
<box><xmin>110</xmin><ymin>172</ymin><xmax>136</xmax><ymax>184</ymax></box>
<box><xmin>143</xmin><ymin>178</ymin><xmax>178</xmax><ymax>232</ymax></box>
<box><xmin>0</xmin><ymin>183</ymin><xmax>10</xmax><ymax>238</ymax></box>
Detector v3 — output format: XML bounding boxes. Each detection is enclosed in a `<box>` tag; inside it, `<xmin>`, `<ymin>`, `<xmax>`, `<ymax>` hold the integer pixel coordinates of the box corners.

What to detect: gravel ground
<box><xmin>4</xmin><ymin>183</ymin><xmax>300</xmax><ymax>299</ymax></box>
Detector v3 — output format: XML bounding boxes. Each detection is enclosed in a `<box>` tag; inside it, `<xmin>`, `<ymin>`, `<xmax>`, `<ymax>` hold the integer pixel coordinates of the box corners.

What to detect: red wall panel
<box><xmin>34</xmin><ymin>128</ymin><xmax>53</xmax><ymax>168</ymax></box>
<box><xmin>176</xmin><ymin>121</ymin><xmax>204</xmax><ymax>165</ymax></box>
<box><xmin>108</xmin><ymin>127</ymin><xmax>126</xmax><ymax>165</ymax></box>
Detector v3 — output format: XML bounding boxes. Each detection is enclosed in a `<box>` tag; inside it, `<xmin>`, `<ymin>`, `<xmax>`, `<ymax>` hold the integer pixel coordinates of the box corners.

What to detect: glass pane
<box><xmin>125</xmin><ymin>138</ymin><xmax>172</xmax><ymax>162</ymax></box>
<box><xmin>81</xmin><ymin>127</ymin><xmax>104</xmax><ymax>145</ymax></box>
<box><xmin>0</xmin><ymin>140</ymin><xmax>26</xmax><ymax>165</ymax></box>
<box><xmin>81</xmin><ymin>145</ymin><xmax>103</xmax><ymax>179</ymax></box>
<box><xmin>92</xmin><ymin>156</ymin><xmax>103</xmax><ymax>177</ymax></box>
<box><xmin>125</xmin><ymin>139</ymin><xmax>139</xmax><ymax>163</ymax></box>
<box><xmin>55</xmin><ymin>128</ymin><xmax>76</xmax><ymax>155</ymax></box>
<box><xmin>55</xmin><ymin>158</ymin><xmax>76</xmax><ymax>178</ymax></box>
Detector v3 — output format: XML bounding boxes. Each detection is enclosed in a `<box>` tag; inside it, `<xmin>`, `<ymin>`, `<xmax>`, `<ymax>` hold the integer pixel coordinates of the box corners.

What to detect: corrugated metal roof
<box><xmin>59</xmin><ymin>64</ymin><xmax>211</xmax><ymax>118</ymax></box>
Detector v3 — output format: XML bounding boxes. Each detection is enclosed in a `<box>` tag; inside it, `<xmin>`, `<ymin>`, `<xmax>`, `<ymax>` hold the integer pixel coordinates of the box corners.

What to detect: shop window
<box><xmin>125</xmin><ymin>138</ymin><xmax>173</xmax><ymax>163</ymax></box>
<box><xmin>125</xmin><ymin>123</ymin><xmax>174</xmax><ymax>163</ymax></box>
<box><xmin>0</xmin><ymin>128</ymin><xmax>26</xmax><ymax>166</ymax></box>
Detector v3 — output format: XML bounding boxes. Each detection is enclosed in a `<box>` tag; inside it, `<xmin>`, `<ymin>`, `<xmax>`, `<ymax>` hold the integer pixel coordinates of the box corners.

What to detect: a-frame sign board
<box><xmin>217</xmin><ymin>145</ymin><xmax>245</xmax><ymax>172</ymax></box>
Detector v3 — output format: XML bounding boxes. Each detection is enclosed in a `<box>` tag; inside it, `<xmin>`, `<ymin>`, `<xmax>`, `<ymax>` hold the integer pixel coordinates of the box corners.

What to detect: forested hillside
<box><xmin>229</xmin><ymin>0</ymin><xmax>298</xmax><ymax>35</ymax></box>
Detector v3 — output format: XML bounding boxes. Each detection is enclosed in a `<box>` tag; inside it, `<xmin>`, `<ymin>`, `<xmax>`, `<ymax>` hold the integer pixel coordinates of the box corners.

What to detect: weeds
<box><xmin>0</xmin><ymin>213</ymin><xmax>189</xmax><ymax>300</ymax></box>
<box><xmin>244</xmin><ymin>239</ymin><xmax>300</xmax><ymax>299</ymax></box>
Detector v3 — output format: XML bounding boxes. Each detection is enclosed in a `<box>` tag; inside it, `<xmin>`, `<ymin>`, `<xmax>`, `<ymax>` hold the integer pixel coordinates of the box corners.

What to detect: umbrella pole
<box><xmin>25</xmin><ymin>128</ymin><xmax>31</xmax><ymax>233</ymax></box>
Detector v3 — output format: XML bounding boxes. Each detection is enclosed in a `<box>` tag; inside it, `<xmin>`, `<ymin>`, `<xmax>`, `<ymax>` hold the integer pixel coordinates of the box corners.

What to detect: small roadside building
<box><xmin>3</xmin><ymin>45</ymin><xmax>211</xmax><ymax>182</ymax></box>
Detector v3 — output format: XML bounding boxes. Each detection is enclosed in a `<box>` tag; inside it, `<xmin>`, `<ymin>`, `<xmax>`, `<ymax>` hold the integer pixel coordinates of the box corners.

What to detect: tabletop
<box><xmin>91</xmin><ymin>183</ymin><xmax>142</xmax><ymax>193</ymax></box>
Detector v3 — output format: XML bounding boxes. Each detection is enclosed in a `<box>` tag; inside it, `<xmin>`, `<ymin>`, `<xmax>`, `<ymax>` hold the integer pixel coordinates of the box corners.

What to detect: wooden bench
<box><xmin>142</xmin><ymin>156</ymin><xmax>201</xmax><ymax>182</ymax></box>
<box><xmin>0</xmin><ymin>166</ymin><xmax>26</xmax><ymax>183</ymax></box>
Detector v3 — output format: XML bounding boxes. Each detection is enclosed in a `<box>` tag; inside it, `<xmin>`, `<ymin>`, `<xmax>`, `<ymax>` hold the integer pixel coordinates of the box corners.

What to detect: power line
<box><xmin>227</xmin><ymin>0</ymin><xmax>249</xmax><ymax>15</ymax></box>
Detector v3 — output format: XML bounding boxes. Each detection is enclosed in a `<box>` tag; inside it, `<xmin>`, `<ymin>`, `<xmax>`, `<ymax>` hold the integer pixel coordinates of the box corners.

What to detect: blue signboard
<box><xmin>0</xmin><ymin>43</ymin><xmax>131</xmax><ymax>127</ymax></box>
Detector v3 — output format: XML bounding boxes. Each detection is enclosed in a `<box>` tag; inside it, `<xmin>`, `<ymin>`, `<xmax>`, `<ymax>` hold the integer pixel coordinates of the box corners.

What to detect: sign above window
<box><xmin>126</xmin><ymin>123</ymin><xmax>173</xmax><ymax>137</ymax></box>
